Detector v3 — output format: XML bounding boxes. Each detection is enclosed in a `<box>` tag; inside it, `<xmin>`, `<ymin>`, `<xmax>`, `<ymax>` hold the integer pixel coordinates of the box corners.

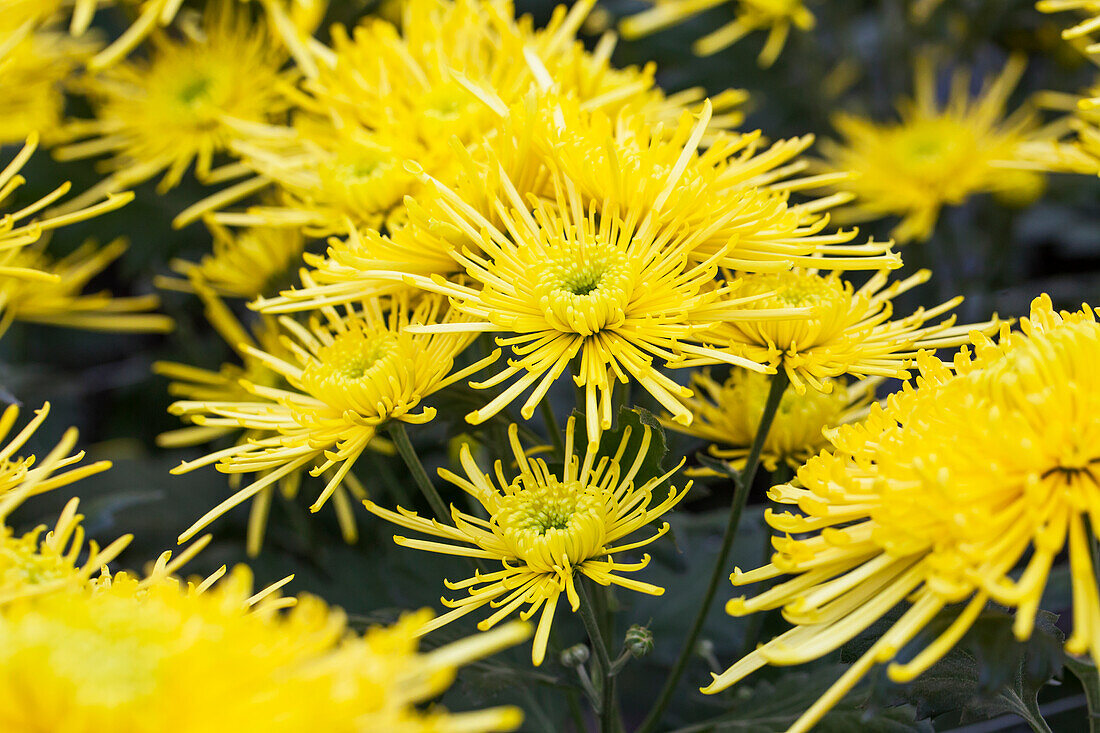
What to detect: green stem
<box><xmin>578</xmin><ymin>579</ymin><xmax>619</xmax><ymax>733</ymax></box>
<box><xmin>387</xmin><ymin>422</ymin><xmax>450</xmax><ymax>524</ymax></box>
<box><xmin>1067</xmin><ymin>657</ymin><xmax>1100</xmax><ymax>733</ymax></box>
<box><xmin>636</xmin><ymin>370</ymin><xmax>790</xmax><ymax>733</ymax></box>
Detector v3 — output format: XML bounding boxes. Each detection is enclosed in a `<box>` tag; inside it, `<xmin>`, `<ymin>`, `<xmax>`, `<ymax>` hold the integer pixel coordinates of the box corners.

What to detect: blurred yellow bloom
<box><xmin>155</xmin><ymin>278</ymin><xmax>361</xmax><ymax>555</ymax></box>
<box><xmin>0</xmin><ymin>559</ymin><xmax>528</xmax><ymax>732</ymax></box>
<box><xmin>54</xmin><ymin>0</ymin><xmax>293</xmax><ymax>205</ymax></box>
<box><xmin>164</xmin><ymin>221</ymin><xmax>307</xmax><ymax>299</ymax></box>
<box><xmin>0</xmin><ymin>19</ymin><xmax>96</xmax><ymax>145</ymax></box>
<box><xmin>820</xmin><ymin>55</ymin><xmax>1048</xmax><ymax>243</ymax></box>
<box><xmin>665</xmin><ymin>369</ymin><xmax>879</xmax><ymax>472</ymax></box>
<box><xmin>1037</xmin><ymin>0</ymin><xmax>1100</xmax><ymax>53</ymax></box>
<box><xmin>622</xmin><ymin>0</ymin><xmax>815</xmax><ymax>65</ymax></box>
<box><xmin>703</xmin><ymin>295</ymin><xmax>1100</xmax><ymax>732</ymax></box>
<box><xmin>0</xmin><ymin>238</ymin><xmax>173</xmax><ymax>336</ymax></box>
<box><xmin>168</xmin><ymin>291</ymin><xmax>495</xmax><ymax>543</ymax></box>
<box><xmin>366</xmin><ymin>417</ymin><xmax>688</xmax><ymax>665</ymax></box>
<box><xmin>692</xmin><ymin>268</ymin><xmax>998</xmax><ymax>393</ymax></box>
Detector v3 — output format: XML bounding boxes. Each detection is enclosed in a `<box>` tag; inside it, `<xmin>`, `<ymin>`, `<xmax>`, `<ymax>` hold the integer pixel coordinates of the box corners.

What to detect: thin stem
<box><xmin>387</xmin><ymin>421</ymin><xmax>450</xmax><ymax>524</ymax></box>
<box><xmin>636</xmin><ymin>370</ymin><xmax>790</xmax><ymax>733</ymax></box>
<box><xmin>578</xmin><ymin>579</ymin><xmax>619</xmax><ymax>733</ymax></box>
<box><xmin>1067</xmin><ymin>656</ymin><xmax>1100</xmax><ymax>733</ymax></box>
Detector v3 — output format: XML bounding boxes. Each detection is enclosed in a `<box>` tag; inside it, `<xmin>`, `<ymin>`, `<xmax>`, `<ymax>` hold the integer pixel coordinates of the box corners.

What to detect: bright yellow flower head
<box><xmin>390</xmin><ymin>139</ymin><xmax>837</xmax><ymax>441</ymax></box>
<box><xmin>702</xmin><ymin>295</ymin><xmax>1100</xmax><ymax>733</ymax></box>
<box><xmin>1037</xmin><ymin>0</ymin><xmax>1100</xmax><ymax>53</ymax></box>
<box><xmin>664</xmin><ymin>369</ymin><xmax>879</xmax><ymax>472</ymax></box>
<box><xmin>54</xmin><ymin>0</ymin><xmax>294</xmax><ymax>203</ymax></box>
<box><xmin>154</xmin><ymin>279</ymin><xmax>359</xmax><ymax>556</ymax></box>
<box><xmin>820</xmin><ymin>55</ymin><xmax>1046</xmax><ymax>243</ymax></box>
<box><xmin>0</xmin><ymin>564</ymin><xmax>528</xmax><ymax>733</ymax></box>
<box><xmin>621</xmin><ymin>0</ymin><xmax>815</xmax><ymax>65</ymax></box>
<box><xmin>697</xmin><ymin>267</ymin><xmax>998</xmax><ymax>393</ymax></box>
<box><xmin>168</xmin><ymin>291</ymin><xmax>496</xmax><ymax>543</ymax></box>
<box><xmin>366</xmin><ymin>416</ymin><xmax>689</xmax><ymax>665</ymax></box>
<box><xmin>0</xmin><ymin>239</ymin><xmax>173</xmax><ymax>336</ymax></box>
<box><xmin>533</xmin><ymin>97</ymin><xmax>898</xmax><ymax>274</ymax></box>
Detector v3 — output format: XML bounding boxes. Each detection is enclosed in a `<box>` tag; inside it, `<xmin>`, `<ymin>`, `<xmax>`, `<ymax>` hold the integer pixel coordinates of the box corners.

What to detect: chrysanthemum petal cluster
<box><xmin>703</xmin><ymin>295</ymin><xmax>1100</xmax><ymax>733</ymax></box>
<box><xmin>367</xmin><ymin>416</ymin><xmax>689</xmax><ymax>665</ymax></box>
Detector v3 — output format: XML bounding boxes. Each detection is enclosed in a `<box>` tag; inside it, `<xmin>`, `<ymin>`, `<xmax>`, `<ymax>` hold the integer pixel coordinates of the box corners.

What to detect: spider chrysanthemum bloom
<box><xmin>168</xmin><ymin>291</ymin><xmax>496</xmax><ymax>543</ymax></box>
<box><xmin>695</xmin><ymin>267</ymin><xmax>998</xmax><ymax>393</ymax></box>
<box><xmin>366</xmin><ymin>417</ymin><xmax>689</xmax><ymax>665</ymax></box>
<box><xmin>154</xmin><ymin>279</ymin><xmax>349</xmax><ymax>555</ymax></box>
<box><xmin>394</xmin><ymin>145</ymin><xmax>826</xmax><ymax>440</ymax></box>
<box><xmin>621</xmin><ymin>0</ymin><xmax>815</xmax><ymax>65</ymax></box>
<box><xmin>0</xmin><ymin>238</ymin><xmax>173</xmax><ymax>336</ymax></box>
<box><xmin>54</xmin><ymin>0</ymin><xmax>294</xmax><ymax>204</ymax></box>
<box><xmin>664</xmin><ymin>368</ymin><xmax>879</xmax><ymax>473</ymax></box>
<box><xmin>702</xmin><ymin>295</ymin><xmax>1100</xmax><ymax>733</ymax></box>
<box><xmin>0</xmin><ymin>562</ymin><xmax>528</xmax><ymax>732</ymax></box>
<box><xmin>819</xmin><ymin>55</ymin><xmax>1048</xmax><ymax>243</ymax></box>
<box><xmin>542</xmin><ymin>98</ymin><xmax>898</xmax><ymax>273</ymax></box>
<box><xmin>1037</xmin><ymin>0</ymin><xmax>1100</xmax><ymax>53</ymax></box>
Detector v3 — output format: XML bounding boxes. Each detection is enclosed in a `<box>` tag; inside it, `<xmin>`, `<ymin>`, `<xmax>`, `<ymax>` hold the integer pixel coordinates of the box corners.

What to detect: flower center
<box><xmin>533</xmin><ymin>246</ymin><xmax>632</xmax><ymax>336</ymax></box>
<box><xmin>733</xmin><ymin>271</ymin><xmax>852</xmax><ymax>351</ymax></box>
<box><xmin>496</xmin><ymin>478</ymin><xmax>607</xmax><ymax>572</ymax></box>
<box><xmin>178</xmin><ymin>75</ymin><xmax>213</xmax><ymax>106</ymax></box>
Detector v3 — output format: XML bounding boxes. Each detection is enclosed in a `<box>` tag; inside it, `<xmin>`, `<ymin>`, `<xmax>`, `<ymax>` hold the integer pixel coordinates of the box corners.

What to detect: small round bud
<box><xmin>625</xmin><ymin>625</ymin><xmax>654</xmax><ymax>658</ymax></box>
<box><xmin>560</xmin><ymin>643</ymin><xmax>590</xmax><ymax>667</ymax></box>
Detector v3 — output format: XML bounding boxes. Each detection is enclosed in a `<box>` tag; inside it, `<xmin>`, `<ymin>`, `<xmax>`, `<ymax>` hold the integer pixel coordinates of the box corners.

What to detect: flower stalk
<box><xmin>637</xmin><ymin>370</ymin><xmax>790</xmax><ymax>733</ymax></box>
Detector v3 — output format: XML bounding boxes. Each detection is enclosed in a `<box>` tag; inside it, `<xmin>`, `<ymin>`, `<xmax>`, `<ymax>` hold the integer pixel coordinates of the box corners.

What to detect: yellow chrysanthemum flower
<box><xmin>163</xmin><ymin>221</ymin><xmax>307</xmax><ymax>299</ymax></box>
<box><xmin>664</xmin><ymin>369</ymin><xmax>879</xmax><ymax>472</ymax></box>
<box><xmin>0</xmin><ymin>238</ymin><xmax>173</xmax><ymax>335</ymax></box>
<box><xmin>366</xmin><ymin>416</ymin><xmax>689</xmax><ymax>665</ymax></box>
<box><xmin>155</xmin><ymin>279</ymin><xmax>365</xmax><ymax>555</ymax></box>
<box><xmin>0</xmin><ymin>563</ymin><xmax>528</xmax><ymax>732</ymax></box>
<box><xmin>702</xmin><ymin>295</ymin><xmax>1100</xmax><ymax>733</ymax></box>
<box><xmin>167</xmin><ymin>291</ymin><xmax>496</xmax><ymax>543</ymax></box>
<box><xmin>391</xmin><ymin>143</ymin><xmax>841</xmax><ymax>441</ymax></box>
<box><xmin>54</xmin><ymin>0</ymin><xmax>293</xmax><ymax>205</ymax></box>
<box><xmin>820</xmin><ymin>55</ymin><xmax>1047</xmax><ymax>243</ymax></box>
<box><xmin>691</xmin><ymin>267</ymin><xmax>998</xmax><ymax>393</ymax></box>
<box><xmin>1037</xmin><ymin>0</ymin><xmax>1100</xmax><ymax>53</ymax></box>
<box><xmin>540</xmin><ymin>98</ymin><xmax>897</xmax><ymax>273</ymax></box>
<box><xmin>621</xmin><ymin>0</ymin><xmax>815</xmax><ymax>65</ymax></box>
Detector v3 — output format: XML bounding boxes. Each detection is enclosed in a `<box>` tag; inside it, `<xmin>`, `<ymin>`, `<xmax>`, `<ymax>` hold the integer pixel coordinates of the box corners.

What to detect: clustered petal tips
<box><xmin>704</xmin><ymin>295</ymin><xmax>1100</xmax><ymax>733</ymax></box>
<box><xmin>366</xmin><ymin>416</ymin><xmax>689</xmax><ymax>665</ymax></box>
